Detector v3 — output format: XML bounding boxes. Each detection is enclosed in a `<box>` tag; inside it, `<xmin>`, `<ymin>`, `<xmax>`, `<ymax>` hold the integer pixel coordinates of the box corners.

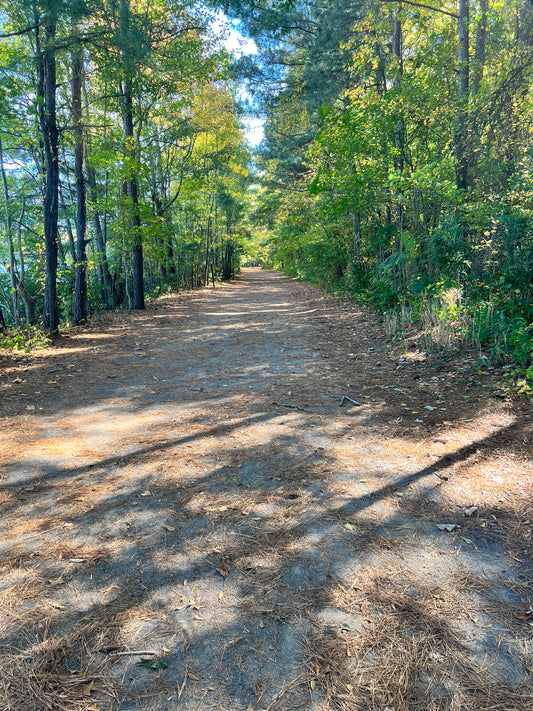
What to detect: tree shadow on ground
<box><xmin>1</xmin><ymin>414</ymin><xmax>531</xmax><ymax>710</ymax></box>
<box><xmin>1</xmin><ymin>270</ymin><xmax>531</xmax><ymax>710</ymax></box>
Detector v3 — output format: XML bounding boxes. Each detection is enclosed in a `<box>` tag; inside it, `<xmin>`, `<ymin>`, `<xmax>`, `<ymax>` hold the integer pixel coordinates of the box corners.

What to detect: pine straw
<box><xmin>0</xmin><ymin>589</ymin><xmax>150</xmax><ymax>711</ymax></box>
<box><xmin>304</xmin><ymin>565</ymin><xmax>533</xmax><ymax>711</ymax></box>
<box><xmin>399</xmin><ymin>486</ymin><xmax>533</xmax><ymax>564</ymax></box>
<box><xmin>0</xmin><ymin>626</ymin><xmax>117</xmax><ymax>711</ymax></box>
<box><xmin>305</xmin><ymin>614</ymin><xmax>532</xmax><ymax>711</ymax></box>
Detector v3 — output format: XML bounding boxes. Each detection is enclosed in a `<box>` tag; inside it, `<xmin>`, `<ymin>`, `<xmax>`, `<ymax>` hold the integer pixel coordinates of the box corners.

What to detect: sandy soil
<box><xmin>0</xmin><ymin>268</ymin><xmax>531</xmax><ymax>711</ymax></box>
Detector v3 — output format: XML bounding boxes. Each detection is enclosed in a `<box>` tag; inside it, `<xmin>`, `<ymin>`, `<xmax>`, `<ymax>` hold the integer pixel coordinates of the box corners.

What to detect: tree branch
<box><xmin>381</xmin><ymin>0</ymin><xmax>458</xmax><ymax>19</ymax></box>
<box><xmin>0</xmin><ymin>22</ymin><xmax>43</xmax><ymax>38</ymax></box>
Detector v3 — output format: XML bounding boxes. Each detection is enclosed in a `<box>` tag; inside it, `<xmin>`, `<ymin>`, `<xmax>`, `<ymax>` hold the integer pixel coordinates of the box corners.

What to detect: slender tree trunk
<box><xmin>352</xmin><ymin>211</ymin><xmax>361</xmax><ymax>265</ymax></box>
<box><xmin>392</xmin><ymin>11</ymin><xmax>405</xmax><ymax>284</ymax></box>
<box><xmin>123</xmin><ymin>85</ymin><xmax>145</xmax><ymax>310</ymax></box>
<box><xmin>59</xmin><ymin>184</ymin><xmax>77</xmax><ymax>262</ymax></box>
<box><xmin>14</xmin><ymin>197</ymin><xmax>38</xmax><ymax>325</ymax></box>
<box><xmin>471</xmin><ymin>0</ymin><xmax>488</xmax><ymax>98</ymax></box>
<box><xmin>204</xmin><ymin>217</ymin><xmax>211</xmax><ymax>287</ymax></box>
<box><xmin>0</xmin><ymin>135</ymin><xmax>20</xmax><ymax>325</ymax></box>
<box><xmin>72</xmin><ymin>44</ymin><xmax>89</xmax><ymax>324</ymax></box>
<box><xmin>516</xmin><ymin>0</ymin><xmax>533</xmax><ymax>45</ymax></box>
<box><xmin>86</xmin><ymin>164</ymin><xmax>115</xmax><ymax>306</ymax></box>
<box><xmin>37</xmin><ymin>15</ymin><xmax>60</xmax><ymax>332</ymax></box>
<box><xmin>456</xmin><ymin>0</ymin><xmax>470</xmax><ymax>191</ymax></box>
<box><xmin>120</xmin><ymin>0</ymin><xmax>144</xmax><ymax>310</ymax></box>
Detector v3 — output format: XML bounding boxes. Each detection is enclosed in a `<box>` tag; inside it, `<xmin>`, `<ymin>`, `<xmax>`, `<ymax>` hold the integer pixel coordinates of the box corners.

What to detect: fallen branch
<box><xmin>271</xmin><ymin>401</ymin><xmax>308</xmax><ymax>412</ymax></box>
<box><xmin>339</xmin><ymin>396</ymin><xmax>361</xmax><ymax>407</ymax></box>
<box><xmin>99</xmin><ymin>648</ymin><xmax>158</xmax><ymax>656</ymax></box>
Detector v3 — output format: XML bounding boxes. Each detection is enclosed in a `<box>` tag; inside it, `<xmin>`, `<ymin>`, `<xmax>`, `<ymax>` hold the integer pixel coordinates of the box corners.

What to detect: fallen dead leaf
<box><xmin>216</xmin><ymin>561</ymin><xmax>230</xmax><ymax>579</ymax></box>
<box><xmin>517</xmin><ymin>609</ymin><xmax>533</xmax><ymax>621</ymax></box>
<box><xmin>83</xmin><ymin>681</ymin><xmax>95</xmax><ymax>696</ymax></box>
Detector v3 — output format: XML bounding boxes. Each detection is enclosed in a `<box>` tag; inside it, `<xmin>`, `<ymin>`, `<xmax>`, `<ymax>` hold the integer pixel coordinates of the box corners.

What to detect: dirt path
<box><xmin>1</xmin><ymin>268</ymin><xmax>531</xmax><ymax>711</ymax></box>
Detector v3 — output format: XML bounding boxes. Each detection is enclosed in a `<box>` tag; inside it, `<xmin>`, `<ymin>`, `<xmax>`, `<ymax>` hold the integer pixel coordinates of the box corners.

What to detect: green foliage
<box><xmin>0</xmin><ymin>0</ymin><xmax>252</xmax><ymax>327</ymax></box>
<box><xmin>139</xmin><ymin>657</ymin><xmax>168</xmax><ymax>671</ymax></box>
<box><xmin>0</xmin><ymin>327</ymin><xmax>52</xmax><ymax>353</ymax></box>
<box><xmin>250</xmin><ymin>0</ymin><xmax>532</xmax><ymax>368</ymax></box>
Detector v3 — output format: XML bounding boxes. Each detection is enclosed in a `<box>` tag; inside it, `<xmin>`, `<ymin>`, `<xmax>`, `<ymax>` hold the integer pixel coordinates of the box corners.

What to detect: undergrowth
<box><xmin>381</xmin><ymin>286</ymin><xmax>533</xmax><ymax>394</ymax></box>
<box><xmin>0</xmin><ymin>326</ymin><xmax>52</xmax><ymax>354</ymax></box>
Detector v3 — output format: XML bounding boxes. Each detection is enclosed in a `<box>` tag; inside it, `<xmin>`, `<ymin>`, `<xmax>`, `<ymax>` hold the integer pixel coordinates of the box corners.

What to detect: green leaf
<box><xmin>139</xmin><ymin>658</ymin><xmax>168</xmax><ymax>670</ymax></box>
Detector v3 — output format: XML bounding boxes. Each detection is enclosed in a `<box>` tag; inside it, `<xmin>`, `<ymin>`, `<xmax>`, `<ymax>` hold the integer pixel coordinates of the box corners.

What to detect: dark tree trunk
<box><xmin>72</xmin><ymin>45</ymin><xmax>88</xmax><ymax>324</ymax></box>
<box><xmin>222</xmin><ymin>240</ymin><xmax>235</xmax><ymax>280</ymax></box>
<box><xmin>122</xmin><ymin>82</ymin><xmax>144</xmax><ymax>311</ymax></box>
<box><xmin>516</xmin><ymin>0</ymin><xmax>533</xmax><ymax>45</ymax></box>
<box><xmin>37</xmin><ymin>15</ymin><xmax>60</xmax><ymax>332</ymax></box>
<box><xmin>0</xmin><ymin>135</ymin><xmax>19</xmax><ymax>325</ymax></box>
<box><xmin>392</xmin><ymin>13</ymin><xmax>405</xmax><ymax>284</ymax></box>
<box><xmin>456</xmin><ymin>0</ymin><xmax>470</xmax><ymax>191</ymax></box>
<box><xmin>59</xmin><ymin>185</ymin><xmax>77</xmax><ymax>263</ymax></box>
<box><xmin>120</xmin><ymin>0</ymin><xmax>144</xmax><ymax>310</ymax></box>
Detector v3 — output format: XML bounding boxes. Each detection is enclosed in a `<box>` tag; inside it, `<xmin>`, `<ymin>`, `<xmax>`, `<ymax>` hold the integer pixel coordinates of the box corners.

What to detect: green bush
<box><xmin>1</xmin><ymin>327</ymin><xmax>52</xmax><ymax>353</ymax></box>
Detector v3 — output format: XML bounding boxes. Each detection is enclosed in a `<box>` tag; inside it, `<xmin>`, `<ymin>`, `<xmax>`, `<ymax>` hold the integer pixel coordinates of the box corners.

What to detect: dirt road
<box><xmin>1</xmin><ymin>268</ymin><xmax>531</xmax><ymax>710</ymax></box>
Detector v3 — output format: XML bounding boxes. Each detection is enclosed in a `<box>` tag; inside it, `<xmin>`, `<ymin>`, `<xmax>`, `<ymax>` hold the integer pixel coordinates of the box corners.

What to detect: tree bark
<box><xmin>72</xmin><ymin>43</ymin><xmax>88</xmax><ymax>324</ymax></box>
<box><xmin>392</xmin><ymin>11</ymin><xmax>405</xmax><ymax>283</ymax></box>
<box><xmin>59</xmin><ymin>183</ymin><xmax>77</xmax><ymax>263</ymax></box>
<box><xmin>456</xmin><ymin>0</ymin><xmax>470</xmax><ymax>191</ymax></box>
<box><xmin>471</xmin><ymin>0</ymin><xmax>487</xmax><ymax>98</ymax></box>
<box><xmin>120</xmin><ymin>0</ymin><xmax>144</xmax><ymax>310</ymax></box>
<box><xmin>516</xmin><ymin>0</ymin><xmax>533</xmax><ymax>45</ymax></box>
<box><xmin>37</xmin><ymin>14</ymin><xmax>60</xmax><ymax>332</ymax></box>
<box><xmin>123</xmin><ymin>81</ymin><xmax>145</xmax><ymax>310</ymax></box>
<box><xmin>0</xmin><ymin>135</ymin><xmax>20</xmax><ymax>325</ymax></box>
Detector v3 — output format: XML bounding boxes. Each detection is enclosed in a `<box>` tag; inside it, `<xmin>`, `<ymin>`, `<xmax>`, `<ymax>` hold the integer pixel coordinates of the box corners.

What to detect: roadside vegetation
<box><xmin>248</xmin><ymin>0</ymin><xmax>532</xmax><ymax>376</ymax></box>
